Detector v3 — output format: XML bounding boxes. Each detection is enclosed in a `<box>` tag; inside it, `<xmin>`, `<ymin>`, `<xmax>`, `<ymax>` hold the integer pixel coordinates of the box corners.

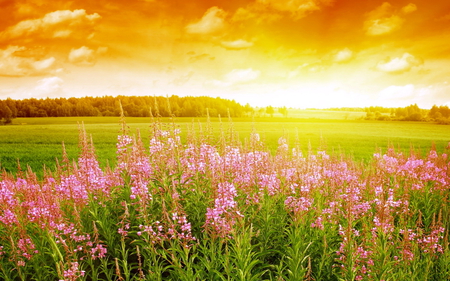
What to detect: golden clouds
<box><xmin>364</xmin><ymin>2</ymin><xmax>417</xmax><ymax>36</ymax></box>
<box><xmin>0</xmin><ymin>7</ymin><xmax>104</xmax><ymax>78</ymax></box>
<box><xmin>1</xmin><ymin>0</ymin><xmax>450</xmax><ymax>107</ymax></box>
<box><xmin>185</xmin><ymin>7</ymin><xmax>227</xmax><ymax>35</ymax></box>
<box><xmin>333</xmin><ymin>48</ymin><xmax>353</xmax><ymax>63</ymax></box>
<box><xmin>220</xmin><ymin>39</ymin><xmax>253</xmax><ymax>50</ymax></box>
<box><xmin>0</xmin><ymin>9</ymin><xmax>101</xmax><ymax>41</ymax></box>
<box><xmin>230</xmin><ymin>0</ymin><xmax>333</xmax><ymax>24</ymax></box>
<box><xmin>184</xmin><ymin>7</ymin><xmax>255</xmax><ymax>52</ymax></box>
<box><xmin>256</xmin><ymin>0</ymin><xmax>333</xmax><ymax>18</ymax></box>
<box><xmin>365</xmin><ymin>16</ymin><xmax>404</xmax><ymax>36</ymax></box>
<box><xmin>68</xmin><ymin>46</ymin><xmax>107</xmax><ymax>66</ymax></box>
<box><xmin>0</xmin><ymin>45</ymin><xmax>59</xmax><ymax>76</ymax></box>
<box><xmin>376</xmin><ymin>53</ymin><xmax>423</xmax><ymax>74</ymax></box>
<box><xmin>401</xmin><ymin>3</ymin><xmax>417</xmax><ymax>14</ymax></box>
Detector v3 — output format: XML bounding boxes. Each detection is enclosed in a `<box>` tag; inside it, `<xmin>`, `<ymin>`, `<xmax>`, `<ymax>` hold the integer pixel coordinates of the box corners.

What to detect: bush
<box><xmin>437</xmin><ymin>117</ymin><xmax>450</xmax><ymax>125</ymax></box>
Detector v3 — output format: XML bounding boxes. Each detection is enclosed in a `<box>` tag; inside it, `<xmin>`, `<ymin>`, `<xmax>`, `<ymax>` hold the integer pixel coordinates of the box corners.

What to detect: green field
<box><xmin>1</xmin><ymin>116</ymin><xmax>449</xmax><ymax>178</ymax></box>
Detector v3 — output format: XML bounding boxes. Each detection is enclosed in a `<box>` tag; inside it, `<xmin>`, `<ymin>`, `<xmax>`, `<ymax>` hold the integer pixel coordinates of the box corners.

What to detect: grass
<box><xmin>1</xmin><ymin>116</ymin><xmax>450</xmax><ymax>179</ymax></box>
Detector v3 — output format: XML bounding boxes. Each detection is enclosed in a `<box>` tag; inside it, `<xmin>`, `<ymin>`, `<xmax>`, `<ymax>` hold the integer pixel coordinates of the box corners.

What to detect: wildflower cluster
<box><xmin>0</xmin><ymin>119</ymin><xmax>449</xmax><ymax>280</ymax></box>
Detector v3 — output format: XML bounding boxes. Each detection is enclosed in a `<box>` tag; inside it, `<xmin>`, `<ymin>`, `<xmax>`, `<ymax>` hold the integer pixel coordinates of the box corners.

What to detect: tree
<box><xmin>278</xmin><ymin>106</ymin><xmax>288</xmax><ymax>118</ymax></box>
<box><xmin>266</xmin><ymin>106</ymin><xmax>274</xmax><ymax>117</ymax></box>
<box><xmin>0</xmin><ymin>103</ymin><xmax>13</xmax><ymax>124</ymax></box>
<box><xmin>243</xmin><ymin>103</ymin><xmax>254</xmax><ymax>117</ymax></box>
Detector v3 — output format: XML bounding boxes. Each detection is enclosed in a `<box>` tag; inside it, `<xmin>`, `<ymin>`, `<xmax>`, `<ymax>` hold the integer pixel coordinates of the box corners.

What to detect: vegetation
<box><xmin>1</xmin><ymin>95</ymin><xmax>449</xmax><ymax>124</ymax></box>
<box><xmin>363</xmin><ymin>104</ymin><xmax>450</xmax><ymax>123</ymax></box>
<box><xmin>0</xmin><ymin>95</ymin><xmax>251</xmax><ymax>120</ymax></box>
<box><xmin>0</xmin><ymin>117</ymin><xmax>449</xmax><ymax>280</ymax></box>
<box><xmin>2</xmin><ymin>116</ymin><xmax>450</xmax><ymax>180</ymax></box>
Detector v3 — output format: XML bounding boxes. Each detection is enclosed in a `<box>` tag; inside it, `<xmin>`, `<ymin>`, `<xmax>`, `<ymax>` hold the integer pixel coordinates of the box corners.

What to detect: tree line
<box><xmin>0</xmin><ymin>95</ymin><xmax>254</xmax><ymax>124</ymax></box>
<box><xmin>364</xmin><ymin>104</ymin><xmax>450</xmax><ymax>124</ymax></box>
<box><xmin>1</xmin><ymin>96</ymin><xmax>449</xmax><ymax>125</ymax></box>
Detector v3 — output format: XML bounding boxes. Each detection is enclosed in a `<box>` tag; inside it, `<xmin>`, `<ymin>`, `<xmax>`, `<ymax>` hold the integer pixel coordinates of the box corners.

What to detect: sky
<box><xmin>1</xmin><ymin>0</ymin><xmax>450</xmax><ymax>108</ymax></box>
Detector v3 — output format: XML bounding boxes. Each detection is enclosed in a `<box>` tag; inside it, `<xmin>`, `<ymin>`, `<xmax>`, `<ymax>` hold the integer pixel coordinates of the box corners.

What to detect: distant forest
<box><xmin>324</xmin><ymin>104</ymin><xmax>450</xmax><ymax>124</ymax></box>
<box><xmin>363</xmin><ymin>104</ymin><xmax>450</xmax><ymax>124</ymax></box>
<box><xmin>0</xmin><ymin>95</ymin><xmax>449</xmax><ymax>125</ymax></box>
<box><xmin>0</xmin><ymin>95</ymin><xmax>253</xmax><ymax>123</ymax></box>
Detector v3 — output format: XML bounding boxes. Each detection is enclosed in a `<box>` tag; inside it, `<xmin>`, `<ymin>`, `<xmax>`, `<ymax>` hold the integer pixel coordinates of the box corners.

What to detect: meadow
<box><xmin>1</xmin><ymin>115</ymin><xmax>450</xmax><ymax>178</ymax></box>
<box><xmin>0</xmin><ymin>114</ymin><xmax>449</xmax><ymax>280</ymax></box>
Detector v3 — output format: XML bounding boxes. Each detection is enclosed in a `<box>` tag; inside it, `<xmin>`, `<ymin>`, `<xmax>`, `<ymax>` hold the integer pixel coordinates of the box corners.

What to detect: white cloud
<box><xmin>376</xmin><ymin>53</ymin><xmax>423</xmax><ymax>74</ymax></box>
<box><xmin>225</xmin><ymin>68</ymin><xmax>260</xmax><ymax>83</ymax></box>
<box><xmin>185</xmin><ymin>7</ymin><xmax>226</xmax><ymax>35</ymax></box>
<box><xmin>220</xmin><ymin>39</ymin><xmax>253</xmax><ymax>50</ymax></box>
<box><xmin>0</xmin><ymin>9</ymin><xmax>101</xmax><ymax>41</ymax></box>
<box><xmin>401</xmin><ymin>3</ymin><xmax>417</xmax><ymax>14</ymax></box>
<box><xmin>0</xmin><ymin>45</ymin><xmax>57</xmax><ymax>76</ymax></box>
<box><xmin>376</xmin><ymin>83</ymin><xmax>450</xmax><ymax>108</ymax></box>
<box><xmin>364</xmin><ymin>2</ymin><xmax>414</xmax><ymax>36</ymax></box>
<box><xmin>68</xmin><ymin>46</ymin><xmax>107</xmax><ymax>66</ymax></box>
<box><xmin>32</xmin><ymin>57</ymin><xmax>56</xmax><ymax>71</ymax></box>
<box><xmin>334</xmin><ymin>48</ymin><xmax>353</xmax><ymax>63</ymax></box>
<box><xmin>68</xmin><ymin>46</ymin><xmax>96</xmax><ymax>66</ymax></box>
<box><xmin>34</xmin><ymin>76</ymin><xmax>64</xmax><ymax>97</ymax></box>
<box><xmin>289</xmin><ymin>62</ymin><xmax>328</xmax><ymax>76</ymax></box>
<box><xmin>379</xmin><ymin>84</ymin><xmax>415</xmax><ymax>100</ymax></box>
<box><xmin>205</xmin><ymin>68</ymin><xmax>261</xmax><ymax>88</ymax></box>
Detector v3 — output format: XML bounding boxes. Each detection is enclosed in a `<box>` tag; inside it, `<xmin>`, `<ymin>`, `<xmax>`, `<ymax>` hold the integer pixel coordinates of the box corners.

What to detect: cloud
<box><xmin>231</xmin><ymin>7</ymin><xmax>281</xmax><ymax>23</ymax></box>
<box><xmin>232</xmin><ymin>0</ymin><xmax>333</xmax><ymax>22</ymax></box>
<box><xmin>376</xmin><ymin>53</ymin><xmax>423</xmax><ymax>74</ymax></box>
<box><xmin>288</xmin><ymin>61</ymin><xmax>328</xmax><ymax>78</ymax></box>
<box><xmin>185</xmin><ymin>7</ymin><xmax>227</xmax><ymax>35</ymax></box>
<box><xmin>379</xmin><ymin>84</ymin><xmax>415</xmax><ymax>100</ymax></box>
<box><xmin>401</xmin><ymin>3</ymin><xmax>417</xmax><ymax>14</ymax></box>
<box><xmin>256</xmin><ymin>0</ymin><xmax>333</xmax><ymax>19</ymax></box>
<box><xmin>68</xmin><ymin>46</ymin><xmax>107</xmax><ymax>66</ymax></box>
<box><xmin>225</xmin><ymin>68</ymin><xmax>260</xmax><ymax>83</ymax></box>
<box><xmin>34</xmin><ymin>76</ymin><xmax>64</xmax><ymax>97</ymax></box>
<box><xmin>0</xmin><ymin>9</ymin><xmax>101</xmax><ymax>41</ymax></box>
<box><xmin>364</xmin><ymin>2</ymin><xmax>416</xmax><ymax>36</ymax></box>
<box><xmin>220</xmin><ymin>39</ymin><xmax>253</xmax><ymax>50</ymax></box>
<box><xmin>33</xmin><ymin>57</ymin><xmax>56</xmax><ymax>71</ymax></box>
<box><xmin>232</xmin><ymin>7</ymin><xmax>259</xmax><ymax>22</ymax></box>
<box><xmin>333</xmin><ymin>48</ymin><xmax>353</xmax><ymax>63</ymax></box>
<box><xmin>365</xmin><ymin>16</ymin><xmax>404</xmax><ymax>36</ymax></box>
<box><xmin>0</xmin><ymin>45</ymin><xmax>58</xmax><ymax>76</ymax></box>
<box><xmin>96</xmin><ymin>46</ymin><xmax>108</xmax><ymax>55</ymax></box>
<box><xmin>377</xmin><ymin>83</ymin><xmax>450</xmax><ymax>108</ymax></box>
<box><xmin>68</xmin><ymin>46</ymin><xmax>96</xmax><ymax>66</ymax></box>
<box><xmin>206</xmin><ymin>68</ymin><xmax>261</xmax><ymax>87</ymax></box>
<box><xmin>187</xmin><ymin>53</ymin><xmax>215</xmax><ymax>63</ymax></box>
<box><xmin>172</xmin><ymin>71</ymin><xmax>194</xmax><ymax>86</ymax></box>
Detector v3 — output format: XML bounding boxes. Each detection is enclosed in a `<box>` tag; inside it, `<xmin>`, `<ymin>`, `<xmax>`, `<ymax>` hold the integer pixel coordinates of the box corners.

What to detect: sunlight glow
<box><xmin>0</xmin><ymin>0</ymin><xmax>449</xmax><ymax>108</ymax></box>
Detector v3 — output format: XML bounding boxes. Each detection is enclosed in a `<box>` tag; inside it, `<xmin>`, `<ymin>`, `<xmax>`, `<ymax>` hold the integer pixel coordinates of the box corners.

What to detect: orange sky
<box><xmin>1</xmin><ymin>0</ymin><xmax>450</xmax><ymax>108</ymax></box>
